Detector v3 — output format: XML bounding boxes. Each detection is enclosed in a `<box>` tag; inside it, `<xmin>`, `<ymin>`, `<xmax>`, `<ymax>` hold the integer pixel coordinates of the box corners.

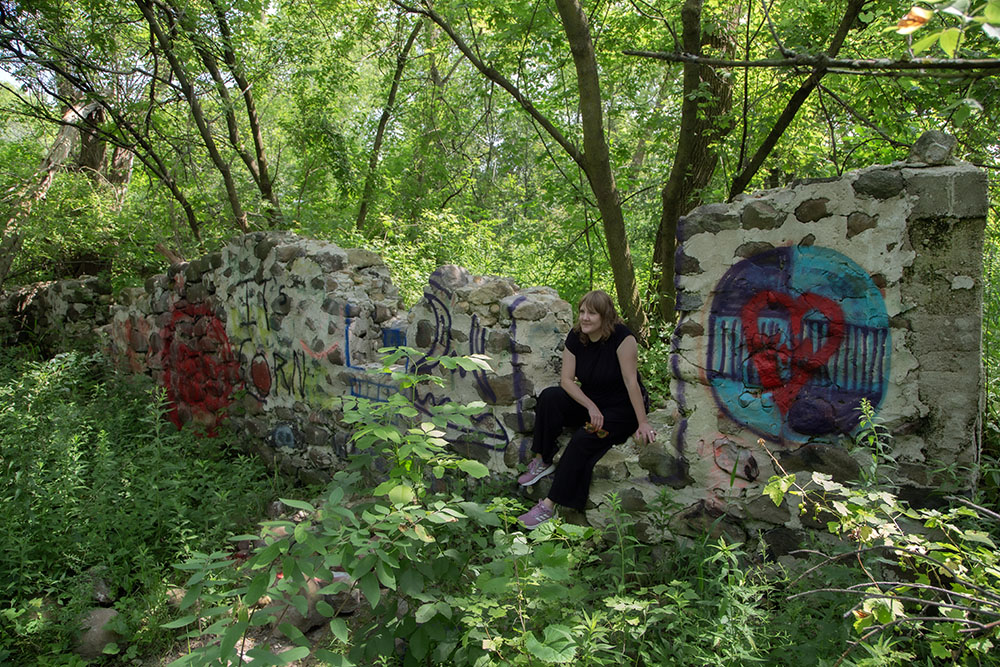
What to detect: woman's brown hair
<box><xmin>573</xmin><ymin>290</ymin><xmax>623</xmax><ymax>343</ymax></box>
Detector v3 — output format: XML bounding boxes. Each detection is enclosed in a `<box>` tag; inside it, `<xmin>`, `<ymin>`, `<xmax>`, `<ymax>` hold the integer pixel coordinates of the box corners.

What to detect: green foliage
<box><xmin>637</xmin><ymin>321</ymin><xmax>673</xmax><ymax>408</ymax></box>
<box><xmin>168</xmin><ymin>351</ymin><xmax>811</xmax><ymax>666</ymax></box>
<box><xmin>762</xmin><ymin>411</ymin><xmax>1000</xmax><ymax>664</ymax></box>
<box><xmin>983</xmin><ymin>211</ymin><xmax>1000</xmax><ymax>499</ymax></box>
<box><xmin>0</xmin><ymin>347</ymin><xmax>287</xmax><ymax>662</ymax></box>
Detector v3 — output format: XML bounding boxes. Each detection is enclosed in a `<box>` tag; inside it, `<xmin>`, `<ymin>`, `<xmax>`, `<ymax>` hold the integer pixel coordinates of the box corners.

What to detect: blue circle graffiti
<box><xmin>706</xmin><ymin>246</ymin><xmax>890</xmax><ymax>443</ymax></box>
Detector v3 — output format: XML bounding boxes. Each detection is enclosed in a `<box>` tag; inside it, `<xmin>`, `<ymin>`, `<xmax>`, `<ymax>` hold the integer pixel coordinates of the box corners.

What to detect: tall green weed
<box><xmin>0</xmin><ymin>348</ymin><xmax>287</xmax><ymax>663</ymax></box>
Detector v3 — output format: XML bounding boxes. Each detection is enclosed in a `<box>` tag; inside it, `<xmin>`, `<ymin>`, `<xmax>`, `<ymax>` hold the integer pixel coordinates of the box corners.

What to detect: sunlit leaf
<box><xmin>457</xmin><ymin>459</ymin><xmax>489</xmax><ymax>478</ymax></box>
<box><xmin>388</xmin><ymin>483</ymin><xmax>415</xmax><ymax>506</ymax></box>
<box><xmin>939</xmin><ymin>27</ymin><xmax>961</xmax><ymax>56</ymax></box>
<box><xmin>911</xmin><ymin>31</ymin><xmax>941</xmax><ymax>54</ymax></box>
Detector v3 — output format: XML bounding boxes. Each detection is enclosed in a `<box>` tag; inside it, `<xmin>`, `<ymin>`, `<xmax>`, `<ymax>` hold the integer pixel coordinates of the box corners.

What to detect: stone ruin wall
<box><xmin>0</xmin><ymin>139</ymin><xmax>986</xmax><ymax>548</ymax></box>
<box><xmin>667</xmin><ymin>135</ymin><xmax>986</xmax><ymax>550</ymax></box>
<box><xmin>102</xmin><ymin>233</ymin><xmax>573</xmax><ymax>485</ymax></box>
<box><xmin>0</xmin><ymin>275</ymin><xmax>112</xmax><ymax>353</ymax></box>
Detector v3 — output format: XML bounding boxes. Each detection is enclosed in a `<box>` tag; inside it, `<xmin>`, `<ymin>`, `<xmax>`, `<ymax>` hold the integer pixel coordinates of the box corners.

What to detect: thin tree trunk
<box><xmin>554</xmin><ymin>0</ymin><xmax>646</xmax><ymax>340</ymax></box>
<box><xmin>210</xmin><ymin>0</ymin><xmax>282</xmax><ymax>226</ymax></box>
<box><xmin>135</xmin><ymin>0</ymin><xmax>249</xmax><ymax>233</ymax></box>
<box><xmin>357</xmin><ymin>21</ymin><xmax>422</xmax><ymax>233</ymax></box>
<box><xmin>77</xmin><ymin>105</ymin><xmax>106</xmax><ymax>177</ymax></box>
<box><xmin>393</xmin><ymin>0</ymin><xmax>647</xmax><ymax>338</ymax></box>
<box><xmin>651</xmin><ymin>0</ymin><xmax>736</xmax><ymax>322</ymax></box>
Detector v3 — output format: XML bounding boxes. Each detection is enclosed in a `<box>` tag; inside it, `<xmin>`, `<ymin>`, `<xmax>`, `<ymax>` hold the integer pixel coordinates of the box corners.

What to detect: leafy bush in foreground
<box><xmin>0</xmin><ymin>348</ymin><xmax>287</xmax><ymax>663</ymax></box>
<box><xmin>168</xmin><ymin>351</ymin><xmax>842</xmax><ymax>666</ymax></box>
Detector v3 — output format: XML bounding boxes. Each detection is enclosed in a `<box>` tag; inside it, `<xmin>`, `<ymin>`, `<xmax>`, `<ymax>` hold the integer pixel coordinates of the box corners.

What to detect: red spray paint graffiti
<box><xmin>160</xmin><ymin>303</ymin><xmax>240</xmax><ymax>433</ymax></box>
<box><xmin>741</xmin><ymin>290</ymin><xmax>845</xmax><ymax>415</ymax></box>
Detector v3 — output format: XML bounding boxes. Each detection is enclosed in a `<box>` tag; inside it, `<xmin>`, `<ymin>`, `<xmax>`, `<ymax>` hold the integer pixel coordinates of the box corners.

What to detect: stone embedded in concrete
<box><xmin>620</xmin><ymin>486</ymin><xmax>647</xmax><ymax>513</ymax></box>
<box><xmin>847</xmin><ymin>211</ymin><xmax>878</xmax><ymax>238</ymax></box>
<box><xmin>952</xmin><ymin>168</ymin><xmax>989</xmax><ymax>219</ymax></box>
<box><xmin>676</xmin><ymin>250</ymin><xmax>702</xmax><ymax>275</ymax></box>
<box><xmin>677</xmin><ymin>203</ymin><xmax>741</xmax><ymax>241</ymax></box>
<box><xmin>674</xmin><ymin>290</ymin><xmax>703</xmax><ymax>312</ymax></box>
<box><xmin>275</xmin><ymin>244</ymin><xmax>305</xmax><ymax>263</ymax></box>
<box><xmin>735</xmin><ymin>241</ymin><xmax>775</xmax><ymax>259</ymax></box>
<box><xmin>853</xmin><ymin>169</ymin><xmax>904</xmax><ymax>199</ymax></box>
<box><xmin>745</xmin><ymin>495</ymin><xmax>792</xmax><ymax>525</ymax></box>
<box><xmin>674</xmin><ymin>319</ymin><xmax>704</xmax><ymax>337</ymax></box>
<box><xmin>638</xmin><ymin>447</ymin><xmax>691</xmax><ymax>488</ymax></box>
<box><xmin>466</xmin><ymin>278</ymin><xmax>517</xmax><ymax>305</ymax></box>
<box><xmin>776</xmin><ymin>444</ymin><xmax>860</xmax><ymax>483</ymax></box>
<box><xmin>905</xmin><ymin>170</ymin><xmax>953</xmax><ymax>221</ymax></box>
<box><xmin>346</xmin><ymin>247</ymin><xmax>384</xmax><ymax>269</ymax></box>
<box><xmin>429</xmin><ymin>264</ymin><xmax>471</xmax><ymax>291</ymax></box>
<box><xmin>908</xmin><ymin>130</ymin><xmax>956</xmax><ymax>165</ymax></box>
<box><xmin>254</xmin><ymin>237</ymin><xmax>278</xmax><ymax>260</ymax></box>
<box><xmin>742</xmin><ymin>200</ymin><xmax>783</xmax><ymax>229</ymax></box>
<box><xmin>794</xmin><ymin>198</ymin><xmax>830</xmax><ymax>222</ymax></box>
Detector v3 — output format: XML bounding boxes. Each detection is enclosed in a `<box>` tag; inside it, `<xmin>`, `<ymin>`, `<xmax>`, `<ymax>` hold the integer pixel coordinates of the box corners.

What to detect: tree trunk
<box><xmin>77</xmin><ymin>105</ymin><xmax>106</xmax><ymax>178</ymax></box>
<box><xmin>554</xmin><ymin>0</ymin><xmax>647</xmax><ymax>341</ymax></box>
<box><xmin>209</xmin><ymin>0</ymin><xmax>283</xmax><ymax>227</ymax></box>
<box><xmin>357</xmin><ymin>21</ymin><xmax>422</xmax><ymax>233</ymax></box>
<box><xmin>392</xmin><ymin>0</ymin><xmax>646</xmax><ymax>338</ymax></box>
<box><xmin>135</xmin><ymin>0</ymin><xmax>249</xmax><ymax>233</ymax></box>
<box><xmin>651</xmin><ymin>0</ymin><xmax>736</xmax><ymax>322</ymax></box>
<box><xmin>0</xmin><ymin>100</ymin><xmax>98</xmax><ymax>286</ymax></box>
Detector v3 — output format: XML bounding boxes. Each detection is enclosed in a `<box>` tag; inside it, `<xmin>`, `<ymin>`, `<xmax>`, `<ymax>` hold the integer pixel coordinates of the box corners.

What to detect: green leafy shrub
<box><xmin>0</xmin><ymin>348</ymin><xmax>287</xmax><ymax>662</ymax></box>
<box><xmin>168</xmin><ymin>350</ymin><xmax>800</xmax><ymax>666</ymax></box>
<box><xmin>763</xmin><ymin>423</ymin><xmax>1000</xmax><ymax>664</ymax></box>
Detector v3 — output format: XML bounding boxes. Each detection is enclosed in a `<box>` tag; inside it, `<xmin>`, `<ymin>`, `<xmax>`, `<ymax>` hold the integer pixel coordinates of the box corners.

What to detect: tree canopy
<box><xmin>2</xmin><ymin>0</ymin><xmax>999</xmax><ymax>334</ymax></box>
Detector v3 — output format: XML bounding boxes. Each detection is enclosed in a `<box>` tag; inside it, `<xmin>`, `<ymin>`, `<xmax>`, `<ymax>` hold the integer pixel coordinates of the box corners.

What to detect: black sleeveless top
<box><xmin>565</xmin><ymin>322</ymin><xmax>646</xmax><ymax>417</ymax></box>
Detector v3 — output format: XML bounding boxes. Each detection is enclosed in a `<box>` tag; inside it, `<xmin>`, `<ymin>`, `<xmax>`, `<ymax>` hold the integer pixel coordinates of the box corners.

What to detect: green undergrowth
<box><xmin>982</xmin><ymin>213</ymin><xmax>1000</xmax><ymax>503</ymax></box>
<box><xmin>165</xmin><ymin>350</ymin><xmax>857</xmax><ymax>667</ymax></box>
<box><xmin>0</xmin><ymin>347</ymin><xmax>297</xmax><ymax>664</ymax></box>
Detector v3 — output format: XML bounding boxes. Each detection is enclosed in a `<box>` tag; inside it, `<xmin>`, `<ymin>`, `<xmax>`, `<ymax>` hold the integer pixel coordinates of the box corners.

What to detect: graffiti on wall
<box><xmin>344</xmin><ymin>276</ymin><xmax>533</xmax><ymax>452</ymax></box>
<box><xmin>706</xmin><ymin>246</ymin><xmax>890</xmax><ymax>443</ymax></box>
<box><xmin>409</xmin><ymin>282</ymin><xmax>514</xmax><ymax>450</ymax></box>
<box><xmin>160</xmin><ymin>303</ymin><xmax>240</xmax><ymax>432</ymax></box>
<box><xmin>227</xmin><ymin>277</ymin><xmax>339</xmax><ymax>403</ymax></box>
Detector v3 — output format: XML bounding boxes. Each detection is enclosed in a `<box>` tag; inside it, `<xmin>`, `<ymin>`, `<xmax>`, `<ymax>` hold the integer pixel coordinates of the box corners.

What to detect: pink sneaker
<box><xmin>518</xmin><ymin>500</ymin><xmax>555</xmax><ymax>529</ymax></box>
<box><xmin>517</xmin><ymin>458</ymin><xmax>555</xmax><ymax>487</ymax></box>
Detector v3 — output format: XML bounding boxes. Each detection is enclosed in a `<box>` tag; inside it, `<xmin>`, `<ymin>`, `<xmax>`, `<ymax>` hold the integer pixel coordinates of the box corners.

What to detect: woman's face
<box><xmin>578</xmin><ymin>304</ymin><xmax>602</xmax><ymax>339</ymax></box>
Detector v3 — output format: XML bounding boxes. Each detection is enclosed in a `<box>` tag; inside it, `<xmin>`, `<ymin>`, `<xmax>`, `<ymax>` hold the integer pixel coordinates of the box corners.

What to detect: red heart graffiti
<box><xmin>740</xmin><ymin>290</ymin><xmax>845</xmax><ymax>415</ymax></box>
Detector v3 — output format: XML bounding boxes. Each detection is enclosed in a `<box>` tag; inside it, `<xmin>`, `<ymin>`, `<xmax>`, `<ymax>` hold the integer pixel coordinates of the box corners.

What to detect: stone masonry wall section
<box><xmin>669</xmin><ymin>134</ymin><xmax>986</xmax><ymax>551</ymax></box>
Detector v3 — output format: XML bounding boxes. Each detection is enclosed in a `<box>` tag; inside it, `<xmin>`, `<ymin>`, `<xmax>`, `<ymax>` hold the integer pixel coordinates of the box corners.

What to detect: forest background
<box><xmin>2</xmin><ymin>0</ymin><xmax>1000</xmax><ymax>664</ymax></box>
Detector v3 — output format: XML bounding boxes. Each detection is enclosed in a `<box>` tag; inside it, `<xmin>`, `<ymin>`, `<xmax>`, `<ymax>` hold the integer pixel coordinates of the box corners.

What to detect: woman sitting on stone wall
<box><xmin>517</xmin><ymin>290</ymin><xmax>656</xmax><ymax>528</ymax></box>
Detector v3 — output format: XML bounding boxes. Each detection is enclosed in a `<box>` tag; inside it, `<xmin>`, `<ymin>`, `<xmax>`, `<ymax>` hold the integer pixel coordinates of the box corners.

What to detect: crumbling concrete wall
<box><xmin>0</xmin><ymin>134</ymin><xmax>986</xmax><ymax>544</ymax></box>
<box><xmin>664</xmin><ymin>132</ymin><xmax>986</xmax><ymax>549</ymax></box>
<box><xmin>103</xmin><ymin>233</ymin><xmax>572</xmax><ymax>483</ymax></box>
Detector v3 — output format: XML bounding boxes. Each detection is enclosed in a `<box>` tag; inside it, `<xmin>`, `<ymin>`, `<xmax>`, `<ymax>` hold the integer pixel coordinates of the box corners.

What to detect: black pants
<box><xmin>532</xmin><ymin>386</ymin><xmax>637</xmax><ymax>511</ymax></box>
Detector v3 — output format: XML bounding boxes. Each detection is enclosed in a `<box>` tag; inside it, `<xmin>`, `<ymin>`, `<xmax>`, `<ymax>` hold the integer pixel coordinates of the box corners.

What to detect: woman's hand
<box><xmin>634</xmin><ymin>422</ymin><xmax>656</xmax><ymax>445</ymax></box>
<box><xmin>587</xmin><ymin>406</ymin><xmax>604</xmax><ymax>431</ymax></box>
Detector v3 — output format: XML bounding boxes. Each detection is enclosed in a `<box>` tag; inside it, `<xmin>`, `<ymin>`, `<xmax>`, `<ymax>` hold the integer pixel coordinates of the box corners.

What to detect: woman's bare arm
<box><xmin>617</xmin><ymin>335</ymin><xmax>655</xmax><ymax>444</ymax></box>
